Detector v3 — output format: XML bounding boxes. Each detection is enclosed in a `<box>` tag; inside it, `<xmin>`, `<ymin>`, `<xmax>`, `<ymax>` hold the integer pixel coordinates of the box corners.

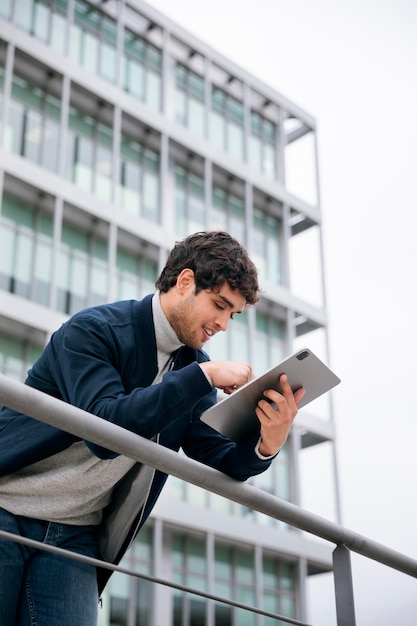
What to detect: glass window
<box><xmin>175</xmin><ymin>64</ymin><xmax>205</xmax><ymax>137</ymax></box>
<box><xmin>100</xmin><ymin>16</ymin><xmax>118</xmax><ymax>83</ymax></box>
<box><xmin>214</xmin><ymin>544</ymin><xmax>256</xmax><ymax>626</ymax></box>
<box><xmin>33</xmin><ymin>1</ymin><xmax>49</xmax><ymax>42</ymax></box>
<box><xmin>0</xmin><ymin>194</ymin><xmax>53</xmax><ymax>306</ymax></box>
<box><xmin>0</xmin><ymin>0</ymin><xmax>13</xmax><ymax>19</ymax></box>
<box><xmin>56</xmin><ymin>221</ymin><xmax>108</xmax><ymax>315</ymax></box>
<box><xmin>229</xmin><ymin>120</ymin><xmax>244</xmax><ymax>162</ymax></box>
<box><xmin>146</xmin><ymin>71</ymin><xmax>161</xmax><ymax>112</ymax></box>
<box><xmin>172</xmin><ymin>534</ymin><xmax>207</xmax><ymax>626</ymax></box>
<box><xmin>253</xmin><ymin>312</ymin><xmax>284</xmax><ymax>375</ymax></box>
<box><xmin>248</xmin><ymin>443</ymin><xmax>291</xmax><ymax>529</ymax></box>
<box><xmin>115</xmin><ymin>248</ymin><xmax>157</xmax><ymax>300</ymax></box>
<box><xmin>175</xmin><ymin>166</ymin><xmax>205</xmax><ymax>236</ymax></box>
<box><xmin>249</xmin><ymin>111</ymin><xmax>277</xmax><ymax>179</ymax></box>
<box><xmin>117</xmin><ymin>136</ymin><xmax>160</xmax><ymax>222</ymax></box>
<box><xmin>5</xmin><ymin>74</ymin><xmax>61</xmax><ymax>173</ymax></box>
<box><xmin>262</xmin><ymin>557</ymin><xmax>296</xmax><ymax>624</ymax></box>
<box><xmin>258</xmin><ymin>445</ymin><xmax>290</xmax><ymax>500</ymax></box>
<box><xmin>209</xmin><ymin>109</ymin><xmax>224</xmax><ymax>152</ymax></box>
<box><xmin>123</xmin><ymin>29</ymin><xmax>162</xmax><ymax>111</ymax></box>
<box><xmin>189</xmin><ymin>98</ymin><xmax>205</xmax><ymax>137</ymax></box>
<box><xmin>15</xmin><ymin>0</ymin><xmax>34</xmax><ymax>32</ymax></box>
<box><xmin>249</xmin><ymin>134</ymin><xmax>262</xmax><ymax>172</ymax></box>
<box><xmin>69</xmin><ymin>0</ymin><xmax>116</xmax><ymax>83</ymax></box>
<box><xmin>90</xmin><ymin>238</ymin><xmax>108</xmax><ymax>306</ymax></box>
<box><xmin>66</xmin><ymin>108</ymin><xmax>94</xmax><ymax>192</ymax></box>
<box><xmin>274</xmin><ymin>446</ymin><xmax>291</xmax><ymax>501</ymax></box>
<box><xmin>211</xmin><ymin>186</ymin><xmax>246</xmax><ymax>242</ymax></box>
<box><xmin>130</xmin><ymin>527</ymin><xmax>153</xmax><ymax>625</ymax></box>
<box><xmin>95</xmin><ymin>123</ymin><xmax>113</xmax><ymax>202</ymax></box>
<box><xmin>210</xmin><ymin>187</ymin><xmax>227</xmax><ymax>230</ymax></box>
<box><xmin>252</xmin><ymin>312</ymin><xmax>268</xmax><ymax>374</ymax></box>
<box><xmin>210</xmin><ymin>87</ymin><xmax>244</xmax><ymax>161</ymax></box>
<box><xmin>0</xmin><ymin>331</ymin><xmax>43</xmax><ymax>382</ymax></box>
<box><xmin>176</xmin><ymin>88</ymin><xmax>187</xmax><ymax>127</ymax></box>
<box><xmin>11</xmin><ymin>0</ymin><xmax>68</xmax><ymax>55</ymax></box>
<box><xmin>252</xmin><ymin>208</ymin><xmax>281</xmax><ymax>285</ymax></box>
<box><xmin>230</xmin><ymin>312</ymin><xmax>249</xmax><ymax>361</ymax></box>
<box><xmin>104</xmin><ymin>527</ymin><xmax>153</xmax><ymax>625</ymax></box>
<box><xmin>108</xmin><ymin>572</ymin><xmax>129</xmax><ymax>626</ymax></box>
<box><xmin>50</xmin><ymin>1</ymin><xmax>68</xmax><ymax>55</ymax></box>
<box><xmin>66</xmin><ymin>105</ymin><xmax>113</xmax><ymax>202</ymax></box>
<box><xmin>208</xmin><ymin>310</ymin><xmax>249</xmax><ymax>364</ymax></box>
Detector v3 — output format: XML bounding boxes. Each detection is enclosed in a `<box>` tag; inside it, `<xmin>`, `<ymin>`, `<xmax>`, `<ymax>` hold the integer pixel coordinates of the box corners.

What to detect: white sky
<box><xmin>149</xmin><ymin>0</ymin><xmax>417</xmax><ymax>623</ymax></box>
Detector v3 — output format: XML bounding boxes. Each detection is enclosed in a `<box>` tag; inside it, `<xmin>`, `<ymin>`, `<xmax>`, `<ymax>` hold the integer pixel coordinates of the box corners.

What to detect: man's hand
<box><xmin>200</xmin><ymin>361</ymin><xmax>254</xmax><ymax>394</ymax></box>
<box><xmin>255</xmin><ymin>374</ymin><xmax>305</xmax><ymax>456</ymax></box>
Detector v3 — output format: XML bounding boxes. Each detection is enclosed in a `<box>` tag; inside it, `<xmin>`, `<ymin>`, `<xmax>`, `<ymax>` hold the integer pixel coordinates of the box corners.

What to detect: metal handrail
<box><xmin>0</xmin><ymin>528</ymin><xmax>310</xmax><ymax>626</ymax></box>
<box><xmin>0</xmin><ymin>374</ymin><xmax>416</xmax><ymax>624</ymax></box>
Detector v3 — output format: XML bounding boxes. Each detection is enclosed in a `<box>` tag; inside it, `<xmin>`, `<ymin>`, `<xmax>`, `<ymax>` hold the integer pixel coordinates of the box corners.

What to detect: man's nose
<box><xmin>215</xmin><ymin>311</ymin><xmax>230</xmax><ymax>332</ymax></box>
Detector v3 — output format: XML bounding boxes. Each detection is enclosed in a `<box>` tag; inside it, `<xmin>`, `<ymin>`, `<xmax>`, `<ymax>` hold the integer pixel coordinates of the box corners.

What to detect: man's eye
<box><xmin>215</xmin><ymin>303</ymin><xmax>225</xmax><ymax>311</ymax></box>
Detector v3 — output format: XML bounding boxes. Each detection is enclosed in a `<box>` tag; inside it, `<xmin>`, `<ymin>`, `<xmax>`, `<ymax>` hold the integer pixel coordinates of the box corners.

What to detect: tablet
<box><xmin>200</xmin><ymin>348</ymin><xmax>340</xmax><ymax>442</ymax></box>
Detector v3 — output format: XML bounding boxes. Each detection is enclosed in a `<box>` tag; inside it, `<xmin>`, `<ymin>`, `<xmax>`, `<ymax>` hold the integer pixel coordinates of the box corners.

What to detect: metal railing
<box><xmin>1</xmin><ymin>374</ymin><xmax>416</xmax><ymax>625</ymax></box>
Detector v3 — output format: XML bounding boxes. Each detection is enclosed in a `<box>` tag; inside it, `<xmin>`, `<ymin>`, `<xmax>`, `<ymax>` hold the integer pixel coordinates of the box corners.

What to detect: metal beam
<box><xmin>1</xmin><ymin>374</ymin><xmax>417</xmax><ymax>580</ymax></box>
<box><xmin>333</xmin><ymin>544</ymin><xmax>356</xmax><ymax>626</ymax></box>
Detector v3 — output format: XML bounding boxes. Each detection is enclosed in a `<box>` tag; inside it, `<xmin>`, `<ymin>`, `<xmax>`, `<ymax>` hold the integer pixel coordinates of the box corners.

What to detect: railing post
<box><xmin>333</xmin><ymin>544</ymin><xmax>356</xmax><ymax>626</ymax></box>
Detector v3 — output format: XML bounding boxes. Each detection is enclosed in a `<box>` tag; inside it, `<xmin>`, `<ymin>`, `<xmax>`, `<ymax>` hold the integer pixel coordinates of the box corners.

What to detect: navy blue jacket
<box><xmin>0</xmin><ymin>294</ymin><xmax>272</xmax><ymax>590</ymax></box>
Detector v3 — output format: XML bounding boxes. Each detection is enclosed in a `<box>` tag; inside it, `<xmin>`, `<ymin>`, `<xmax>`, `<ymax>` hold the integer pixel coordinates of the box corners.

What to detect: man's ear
<box><xmin>176</xmin><ymin>268</ymin><xmax>195</xmax><ymax>294</ymax></box>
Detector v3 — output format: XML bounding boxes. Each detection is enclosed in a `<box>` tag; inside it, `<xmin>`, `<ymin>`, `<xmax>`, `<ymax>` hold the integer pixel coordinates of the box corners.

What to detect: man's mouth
<box><xmin>203</xmin><ymin>327</ymin><xmax>213</xmax><ymax>340</ymax></box>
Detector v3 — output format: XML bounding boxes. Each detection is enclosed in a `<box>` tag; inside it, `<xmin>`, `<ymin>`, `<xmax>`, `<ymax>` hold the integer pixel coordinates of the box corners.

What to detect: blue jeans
<box><xmin>0</xmin><ymin>507</ymin><xmax>99</xmax><ymax>626</ymax></box>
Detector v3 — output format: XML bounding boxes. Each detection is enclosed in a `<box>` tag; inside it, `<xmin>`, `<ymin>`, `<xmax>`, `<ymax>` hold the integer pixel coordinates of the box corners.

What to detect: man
<box><xmin>0</xmin><ymin>231</ymin><xmax>304</xmax><ymax>625</ymax></box>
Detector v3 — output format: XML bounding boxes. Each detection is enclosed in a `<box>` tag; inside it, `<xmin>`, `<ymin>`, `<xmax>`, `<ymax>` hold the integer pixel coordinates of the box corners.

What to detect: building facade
<box><xmin>0</xmin><ymin>1</ymin><xmax>339</xmax><ymax>623</ymax></box>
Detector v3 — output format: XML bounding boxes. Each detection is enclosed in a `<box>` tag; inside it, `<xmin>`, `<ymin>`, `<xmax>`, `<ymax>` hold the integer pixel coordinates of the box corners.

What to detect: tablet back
<box><xmin>200</xmin><ymin>348</ymin><xmax>340</xmax><ymax>441</ymax></box>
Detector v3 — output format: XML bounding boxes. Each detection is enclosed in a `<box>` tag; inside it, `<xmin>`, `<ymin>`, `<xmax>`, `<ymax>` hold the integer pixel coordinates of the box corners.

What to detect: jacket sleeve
<box><xmin>38</xmin><ymin>314</ymin><xmax>213</xmax><ymax>458</ymax></box>
<box><xmin>181</xmin><ymin>414</ymin><xmax>274</xmax><ymax>482</ymax></box>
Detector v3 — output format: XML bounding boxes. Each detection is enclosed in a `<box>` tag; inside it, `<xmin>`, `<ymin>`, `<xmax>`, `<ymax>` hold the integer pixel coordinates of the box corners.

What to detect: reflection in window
<box><xmin>176</xmin><ymin>64</ymin><xmax>205</xmax><ymax>137</ymax></box>
<box><xmin>210</xmin><ymin>87</ymin><xmax>244</xmax><ymax>161</ymax></box>
<box><xmin>116</xmin><ymin>248</ymin><xmax>157</xmax><ymax>301</ymax></box>
<box><xmin>252</xmin><ymin>208</ymin><xmax>281</xmax><ymax>285</ymax></box>
<box><xmin>66</xmin><ymin>106</ymin><xmax>113</xmax><ymax>202</ymax></box>
<box><xmin>8</xmin><ymin>0</ymin><xmax>68</xmax><ymax>56</ymax></box>
<box><xmin>69</xmin><ymin>0</ymin><xmax>117</xmax><ymax>83</ymax></box>
<box><xmin>117</xmin><ymin>137</ymin><xmax>160</xmax><ymax>222</ymax></box>
<box><xmin>123</xmin><ymin>29</ymin><xmax>162</xmax><ymax>111</ymax></box>
<box><xmin>0</xmin><ymin>331</ymin><xmax>43</xmax><ymax>382</ymax></box>
<box><xmin>56</xmin><ymin>222</ymin><xmax>108</xmax><ymax>315</ymax></box>
<box><xmin>172</xmin><ymin>535</ymin><xmax>207</xmax><ymax>626</ymax></box>
<box><xmin>0</xmin><ymin>194</ymin><xmax>53</xmax><ymax>306</ymax></box>
<box><xmin>175</xmin><ymin>166</ymin><xmax>205</xmax><ymax>236</ymax></box>
<box><xmin>5</xmin><ymin>73</ymin><xmax>61</xmax><ymax>172</ymax></box>
<box><xmin>211</xmin><ymin>186</ymin><xmax>246</xmax><ymax>243</ymax></box>
<box><xmin>249</xmin><ymin>111</ymin><xmax>276</xmax><ymax>179</ymax></box>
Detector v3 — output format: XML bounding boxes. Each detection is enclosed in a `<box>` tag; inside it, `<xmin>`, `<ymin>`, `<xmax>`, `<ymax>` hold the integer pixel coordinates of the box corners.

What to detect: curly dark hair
<box><xmin>155</xmin><ymin>231</ymin><xmax>260</xmax><ymax>305</ymax></box>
